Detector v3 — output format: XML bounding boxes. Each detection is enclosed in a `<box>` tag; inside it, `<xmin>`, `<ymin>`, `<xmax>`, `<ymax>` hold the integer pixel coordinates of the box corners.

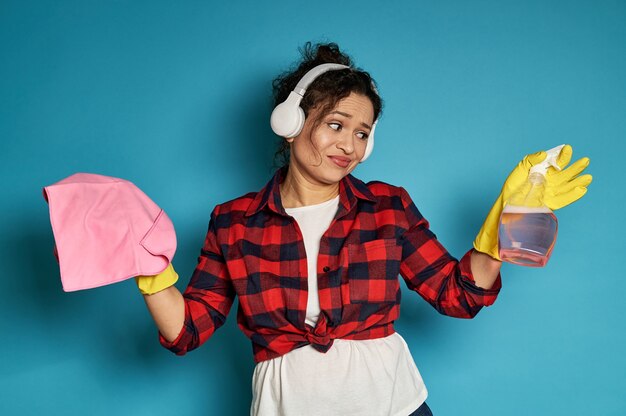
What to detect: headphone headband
<box><xmin>293</xmin><ymin>63</ymin><xmax>350</xmax><ymax>96</ymax></box>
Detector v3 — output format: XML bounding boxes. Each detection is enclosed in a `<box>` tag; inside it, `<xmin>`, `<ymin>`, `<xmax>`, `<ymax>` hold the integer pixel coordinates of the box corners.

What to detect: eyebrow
<box><xmin>330</xmin><ymin>111</ymin><xmax>372</xmax><ymax>130</ymax></box>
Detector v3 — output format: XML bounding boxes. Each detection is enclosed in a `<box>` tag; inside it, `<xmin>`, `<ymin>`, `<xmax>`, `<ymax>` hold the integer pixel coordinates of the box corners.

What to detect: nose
<box><xmin>336</xmin><ymin>131</ymin><xmax>355</xmax><ymax>155</ymax></box>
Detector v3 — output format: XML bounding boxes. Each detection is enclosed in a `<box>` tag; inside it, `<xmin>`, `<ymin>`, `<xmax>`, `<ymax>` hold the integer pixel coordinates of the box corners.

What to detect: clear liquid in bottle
<box><xmin>498</xmin><ymin>205</ymin><xmax>558</xmax><ymax>267</ymax></box>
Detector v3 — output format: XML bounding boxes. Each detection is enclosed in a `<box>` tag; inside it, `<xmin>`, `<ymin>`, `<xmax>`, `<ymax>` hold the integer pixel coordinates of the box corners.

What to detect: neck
<box><xmin>279</xmin><ymin>166</ymin><xmax>340</xmax><ymax>208</ymax></box>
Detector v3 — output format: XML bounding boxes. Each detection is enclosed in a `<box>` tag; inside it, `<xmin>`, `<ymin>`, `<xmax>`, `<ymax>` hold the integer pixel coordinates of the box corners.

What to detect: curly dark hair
<box><xmin>272</xmin><ymin>42</ymin><xmax>383</xmax><ymax>168</ymax></box>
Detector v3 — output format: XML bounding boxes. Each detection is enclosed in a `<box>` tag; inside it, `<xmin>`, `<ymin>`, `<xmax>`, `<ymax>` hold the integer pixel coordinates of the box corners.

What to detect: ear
<box><xmin>285</xmin><ymin>136</ymin><xmax>295</xmax><ymax>144</ymax></box>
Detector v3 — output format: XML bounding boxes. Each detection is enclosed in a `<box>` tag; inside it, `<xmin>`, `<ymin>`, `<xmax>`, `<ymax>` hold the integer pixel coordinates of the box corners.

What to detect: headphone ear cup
<box><xmin>289</xmin><ymin>106</ymin><xmax>305</xmax><ymax>137</ymax></box>
<box><xmin>270</xmin><ymin>92</ymin><xmax>306</xmax><ymax>138</ymax></box>
<box><xmin>359</xmin><ymin>120</ymin><xmax>376</xmax><ymax>163</ymax></box>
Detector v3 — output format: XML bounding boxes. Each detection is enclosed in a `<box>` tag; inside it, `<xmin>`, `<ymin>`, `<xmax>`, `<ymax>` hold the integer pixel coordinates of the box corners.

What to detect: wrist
<box><xmin>135</xmin><ymin>263</ymin><xmax>179</xmax><ymax>295</ymax></box>
<box><xmin>470</xmin><ymin>250</ymin><xmax>502</xmax><ymax>290</ymax></box>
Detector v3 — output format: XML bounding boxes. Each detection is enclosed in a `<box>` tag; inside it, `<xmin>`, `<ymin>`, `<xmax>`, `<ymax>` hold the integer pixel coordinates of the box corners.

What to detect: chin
<box><xmin>323</xmin><ymin>165</ymin><xmax>355</xmax><ymax>183</ymax></box>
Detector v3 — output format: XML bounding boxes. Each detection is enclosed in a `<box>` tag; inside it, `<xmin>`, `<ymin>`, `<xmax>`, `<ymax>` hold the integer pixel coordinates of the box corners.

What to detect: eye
<box><xmin>356</xmin><ymin>131</ymin><xmax>369</xmax><ymax>140</ymax></box>
<box><xmin>328</xmin><ymin>122</ymin><xmax>342</xmax><ymax>131</ymax></box>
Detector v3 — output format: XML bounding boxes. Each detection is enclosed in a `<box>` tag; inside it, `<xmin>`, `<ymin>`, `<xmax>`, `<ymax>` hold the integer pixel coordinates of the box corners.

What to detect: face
<box><xmin>286</xmin><ymin>92</ymin><xmax>375</xmax><ymax>186</ymax></box>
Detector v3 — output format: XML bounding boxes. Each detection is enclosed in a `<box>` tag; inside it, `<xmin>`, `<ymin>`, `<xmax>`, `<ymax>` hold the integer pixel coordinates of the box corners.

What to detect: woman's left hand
<box><xmin>473</xmin><ymin>144</ymin><xmax>593</xmax><ymax>260</ymax></box>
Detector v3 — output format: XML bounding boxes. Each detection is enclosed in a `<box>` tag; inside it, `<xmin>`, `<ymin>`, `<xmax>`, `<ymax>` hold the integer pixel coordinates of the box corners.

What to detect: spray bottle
<box><xmin>498</xmin><ymin>144</ymin><xmax>564</xmax><ymax>267</ymax></box>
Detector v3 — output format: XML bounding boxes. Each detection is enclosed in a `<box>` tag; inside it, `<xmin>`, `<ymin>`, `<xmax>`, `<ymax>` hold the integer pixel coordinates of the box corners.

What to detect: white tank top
<box><xmin>251</xmin><ymin>196</ymin><xmax>427</xmax><ymax>416</ymax></box>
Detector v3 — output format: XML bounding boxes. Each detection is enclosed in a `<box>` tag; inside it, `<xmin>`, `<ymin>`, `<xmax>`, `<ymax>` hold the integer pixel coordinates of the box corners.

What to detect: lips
<box><xmin>329</xmin><ymin>156</ymin><xmax>351</xmax><ymax>168</ymax></box>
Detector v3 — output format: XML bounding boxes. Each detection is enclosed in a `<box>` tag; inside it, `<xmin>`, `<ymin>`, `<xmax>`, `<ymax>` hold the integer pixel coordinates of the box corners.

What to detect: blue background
<box><xmin>1</xmin><ymin>1</ymin><xmax>624</xmax><ymax>415</ymax></box>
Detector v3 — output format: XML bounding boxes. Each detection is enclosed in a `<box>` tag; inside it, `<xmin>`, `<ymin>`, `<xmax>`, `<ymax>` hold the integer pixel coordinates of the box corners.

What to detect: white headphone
<box><xmin>270</xmin><ymin>63</ymin><xmax>378</xmax><ymax>163</ymax></box>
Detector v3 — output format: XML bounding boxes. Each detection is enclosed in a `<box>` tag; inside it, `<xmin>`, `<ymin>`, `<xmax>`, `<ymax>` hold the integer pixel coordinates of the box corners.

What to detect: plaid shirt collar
<box><xmin>245</xmin><ymin>165</ymin><xmax>376</xmax><ymax>218</ymax></box>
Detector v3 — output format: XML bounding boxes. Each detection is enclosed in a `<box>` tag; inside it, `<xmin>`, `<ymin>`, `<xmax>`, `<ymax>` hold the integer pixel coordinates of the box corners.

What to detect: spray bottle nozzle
<box><xmin>529</xmin><ymin>144</ymin><xmax>565</xmax><ymax>177</ymax></box>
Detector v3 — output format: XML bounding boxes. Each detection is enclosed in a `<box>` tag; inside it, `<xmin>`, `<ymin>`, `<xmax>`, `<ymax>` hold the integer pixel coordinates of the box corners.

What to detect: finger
<box><xmin>550</xmin><ymin>174</ymin><xmax>593</xmax><ymax>195</ymax></box>
<box><xmin>546</xmin><ymin>186</ymin><xmax>588</xmax><ymax>210</ymax></box>
<box><xmin>555</xmin><ymin>144</ymin><xmax>573</xmax><ymax>170</ymax></box>
<box><xmin>523</xmin><ymin>151</ymin><xmax>547</xmax><ymax>169</ymax></box>
<box><xmin>504</xmin><ymin>152</ymin><xmax>546</xmax><ymax>195</ymax></box>
<box><xmin>548</xmin><ymin>157</ymin><xmax>590</xmax><ymax>186</ymax></box>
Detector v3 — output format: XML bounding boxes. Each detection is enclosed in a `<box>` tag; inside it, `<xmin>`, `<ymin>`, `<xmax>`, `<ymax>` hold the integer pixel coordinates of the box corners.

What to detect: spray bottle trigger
<box><xmin>530</xmin><ymin>144</ymin><xmax>565</xmax><ymax>176</ymax></box>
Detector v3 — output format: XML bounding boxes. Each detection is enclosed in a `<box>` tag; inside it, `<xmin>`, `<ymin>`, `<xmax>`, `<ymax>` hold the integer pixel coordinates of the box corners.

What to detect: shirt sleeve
<box><xmin>397</xmin><ymin>187</ymin><xmax>501</xmax><ymax>318</ymax></box>
<box><xmin>159</xmin><ymin>208</ymin><xmax>235</xmax><ymax>354</ymax></box>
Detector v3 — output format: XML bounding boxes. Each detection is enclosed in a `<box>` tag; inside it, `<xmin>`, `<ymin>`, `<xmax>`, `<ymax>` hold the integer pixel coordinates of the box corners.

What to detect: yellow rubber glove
<box><xmin>135</xmin><ymin>263</ymin><xmax>179</xmax><ymax>295</ymax></box>
<box><xmin>473</xmin><ymin>144</ymin><xmax>592</xmax><ymax>260</ymax></box>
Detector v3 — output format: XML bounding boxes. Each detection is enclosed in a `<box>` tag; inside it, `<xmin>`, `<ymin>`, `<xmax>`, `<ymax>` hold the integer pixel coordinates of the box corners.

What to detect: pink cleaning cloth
<box><xmin>43</xmin><ymin>173</ymin><xmax>176</xmax><ymax>292</ymax></box>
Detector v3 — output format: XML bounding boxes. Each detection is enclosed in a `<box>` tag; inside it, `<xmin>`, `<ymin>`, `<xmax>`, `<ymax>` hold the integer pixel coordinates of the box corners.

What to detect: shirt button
<box><xmin>323</xmin><ymin>266</ymin><xmax>330</xmax><ymax>273</ymax></box>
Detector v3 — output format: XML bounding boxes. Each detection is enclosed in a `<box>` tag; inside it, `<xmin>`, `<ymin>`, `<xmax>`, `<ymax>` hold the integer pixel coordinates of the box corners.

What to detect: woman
<box><xmin>136</xmin><ymin>42</ymin><xmax>592</xmax><ymax>416</ymax></box>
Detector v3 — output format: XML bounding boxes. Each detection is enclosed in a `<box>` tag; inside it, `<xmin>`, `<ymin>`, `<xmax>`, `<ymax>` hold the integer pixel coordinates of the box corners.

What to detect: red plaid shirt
<box><xmin>160</xmin><ymin>167</ymin><xmax>502</xmax><ymax>363</ymax></box>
